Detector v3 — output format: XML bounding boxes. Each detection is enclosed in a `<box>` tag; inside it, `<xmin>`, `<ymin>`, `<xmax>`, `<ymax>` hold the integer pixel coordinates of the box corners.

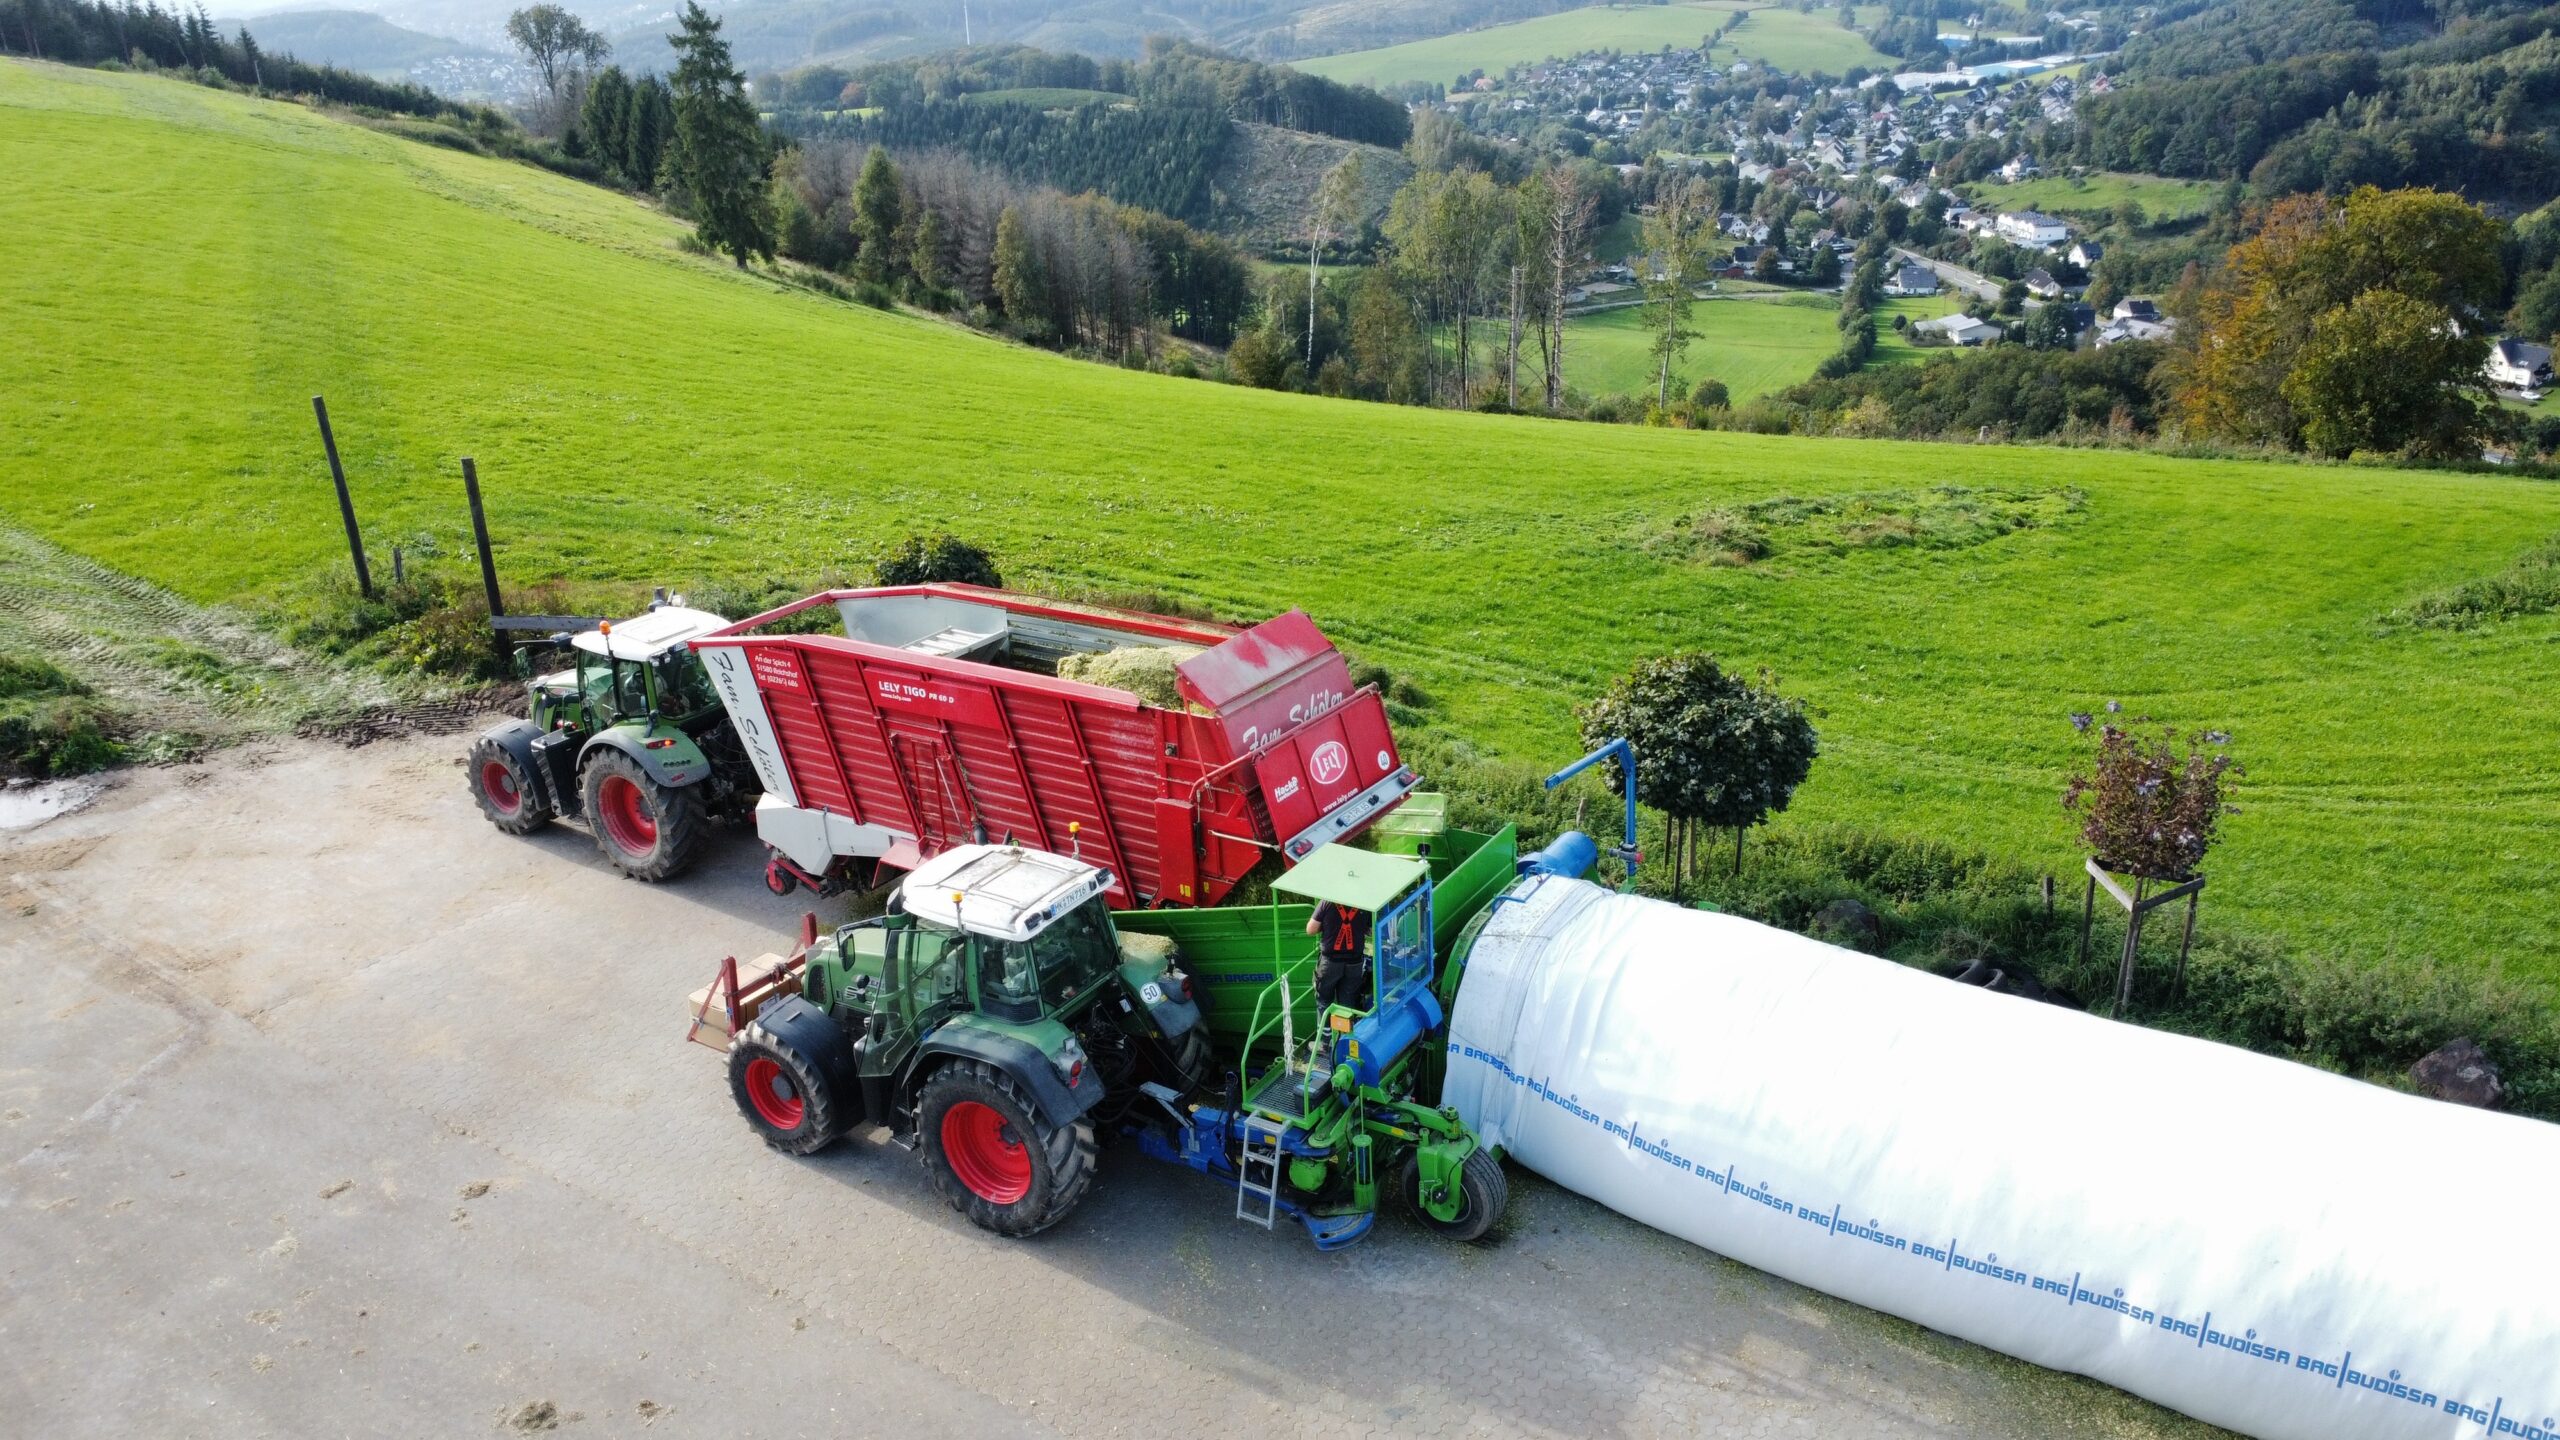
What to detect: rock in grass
<box><xmin>1810</xmin><ymin>897</ymin><xmax>1884</xmax><ymax>950</ymax></box>
<box><xmin>2411</xmin><ymin>1038</ymin><xmax>2505</xmax><ymax>1109</ymax></box>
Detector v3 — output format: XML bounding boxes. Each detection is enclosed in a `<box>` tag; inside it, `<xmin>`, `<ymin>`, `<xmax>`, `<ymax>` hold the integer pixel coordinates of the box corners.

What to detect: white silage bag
<box><xmin>1442</xmin><ymin>875</ymin><xmax>2560</xmax><ymax>1440</ymax></box>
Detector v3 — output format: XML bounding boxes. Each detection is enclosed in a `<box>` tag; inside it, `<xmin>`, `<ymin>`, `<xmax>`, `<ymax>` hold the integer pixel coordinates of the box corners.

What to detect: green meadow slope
<box><xmin>6</xmin><ymin>60</ymin><xmax>2560</xmax><ymax>985</ymax></box>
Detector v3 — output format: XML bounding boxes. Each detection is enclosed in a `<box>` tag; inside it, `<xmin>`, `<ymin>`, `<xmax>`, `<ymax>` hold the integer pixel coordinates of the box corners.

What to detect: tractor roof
<box><xmin>1272</xmin><ymin>844</ymin><xmax>1427</xmax><ymax>913</ymax></box>
<box><xmin>572</xmin><ymin>606</ymin><xmax>729</xmax><ymax>661</ymax></box>
<box><xmin>901</xmin><ymin>843</ymin><xmax>1115</xmax><ymax>943</ymax></box>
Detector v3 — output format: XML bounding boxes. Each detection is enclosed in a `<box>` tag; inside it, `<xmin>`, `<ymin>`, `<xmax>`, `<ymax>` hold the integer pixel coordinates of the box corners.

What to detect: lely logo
<box><xmin>1309</xmin><ymin>741</ymin><xmax>1350</xmax><ymax>786</ymax></box>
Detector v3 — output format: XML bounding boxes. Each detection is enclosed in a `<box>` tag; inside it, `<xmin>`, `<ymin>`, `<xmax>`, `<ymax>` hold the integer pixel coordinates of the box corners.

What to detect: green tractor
<box><xmin>692</xmin><ymin>838</ymin><xmax>1507</xmax><ymax>1248</ymax></box>
<box><xmin>712</xmin><ymin>842</ymin><xmax>1216</xmax><ymax>1236</ymax></box>
<box><xmin>467</xmin><ymin>603</ymin><xmax>757</xmax><ymax>881</ymax></box>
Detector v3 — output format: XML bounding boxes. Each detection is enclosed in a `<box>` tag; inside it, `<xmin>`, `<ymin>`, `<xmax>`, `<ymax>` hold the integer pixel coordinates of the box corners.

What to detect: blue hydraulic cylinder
<box><xmin>1335</xmin><ymin>984</ymin><xmax>1443</xmax><ymax>1088</ymax></box>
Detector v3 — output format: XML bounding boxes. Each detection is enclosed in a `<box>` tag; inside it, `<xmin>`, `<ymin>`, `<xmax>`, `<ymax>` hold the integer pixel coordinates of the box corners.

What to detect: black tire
<box><xmin>468</xmin><ymin>737</ymin><xmax>551</xmax><ymax>835</ymax></box>
<box><xmin>728</xmin><ymin>1023</ymin><xmax>844</xmax><ymax>1155</ymax></box>
<box><xmin>1164</xmin><ymin>1024</ymin><xmax>1217</xmax><ymax>1091</ymax></box>
<box><xmin>1399</xmin><ymin>1146</ymin><xmax>1508</xmax><ymax>1244</ymax></box>
<box><xmin>580</xmin><ymin>748</ymin><xmax>705</xmax><ymax>882</ymax></box>
<box><xmin>917</xmin><ymin>1060</ymin><xmax>1096</xmax><ymax>1238</ymax></box>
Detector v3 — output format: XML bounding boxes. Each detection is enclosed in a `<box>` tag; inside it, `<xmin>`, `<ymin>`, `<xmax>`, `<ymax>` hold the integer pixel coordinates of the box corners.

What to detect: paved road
<box><xmin>1892</xmin><ymin>247</ymin><xmax>2004</xmax><ymax>302</ymax></box>
<box><xmin>0</xmin><ymin>734</ymin><xmax>2223</xmax><ymax>1438</ymax></box>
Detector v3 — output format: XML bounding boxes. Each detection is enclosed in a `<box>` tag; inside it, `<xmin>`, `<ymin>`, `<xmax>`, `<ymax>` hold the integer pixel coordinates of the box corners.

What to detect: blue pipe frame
<box><xmin>1541</xmin><ymin>737</ymin><xmax>1642</xmax><ymax>891</ymax></box>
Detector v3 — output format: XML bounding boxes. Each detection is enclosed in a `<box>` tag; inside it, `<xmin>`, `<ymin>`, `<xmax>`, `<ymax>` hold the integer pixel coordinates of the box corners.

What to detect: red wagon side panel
<box><xmin>700</xmin><ymin>588</ymin><xmax>1411</xmax><ymax>909</ymax></box>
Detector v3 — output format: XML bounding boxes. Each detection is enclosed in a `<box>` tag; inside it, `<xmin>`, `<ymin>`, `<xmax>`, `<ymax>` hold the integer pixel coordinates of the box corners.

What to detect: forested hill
<box><xmin>770</xmin><ymin>41</ymin><xmax>1407</xmax><ymax>227</ymax></box>
<box><xmin>2071</xmin><ymin>0</ymin><xmax>2560</xmax><ymax>201</ymax></box>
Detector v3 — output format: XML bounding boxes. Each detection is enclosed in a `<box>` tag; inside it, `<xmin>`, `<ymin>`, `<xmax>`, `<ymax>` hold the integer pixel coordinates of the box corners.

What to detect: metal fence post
<box><xmin>313</xmin><ymin>396</ymin><xmax>371</xmax><ymax>597</ymax></box>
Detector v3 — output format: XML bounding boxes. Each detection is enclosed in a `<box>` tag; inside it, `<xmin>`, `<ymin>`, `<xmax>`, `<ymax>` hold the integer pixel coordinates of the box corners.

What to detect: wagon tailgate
<box><xmin>1175</xmin><ymin>611</ymin><xmax>1415</xmax><ymax>859</ymax></box>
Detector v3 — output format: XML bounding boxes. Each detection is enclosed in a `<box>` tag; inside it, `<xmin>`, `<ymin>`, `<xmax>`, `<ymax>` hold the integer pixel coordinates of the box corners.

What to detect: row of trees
<box><xmin>780</xmin><ymin>97</ymin><xmax>1233</xmax><ymax>225</ymax></box>
<box><xmin>574</xmin><ymin>66</ymin><xmax>676</xmax><ymax>192</ymax></box>
<box><xmin>773</xmin><ymin>142</ymin><xmax>1254</xmax><ymax>349</ymax></box>
<box><xmin>1</xmin><ymin>0</ymin><xmax>473</xmax><ymax>121</ymax></box>
<box><xmin>1230</xmin><ymin>160</ymin><xmax>1626</xmax><ymax>410</ymax></box>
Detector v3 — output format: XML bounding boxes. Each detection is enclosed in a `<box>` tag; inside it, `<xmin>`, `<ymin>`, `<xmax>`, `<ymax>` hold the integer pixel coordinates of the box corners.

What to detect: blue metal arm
<box><xmin>1543</xmin><ymin>738</ymin><xmax>1641</xmax><ymax>890</ymax></box>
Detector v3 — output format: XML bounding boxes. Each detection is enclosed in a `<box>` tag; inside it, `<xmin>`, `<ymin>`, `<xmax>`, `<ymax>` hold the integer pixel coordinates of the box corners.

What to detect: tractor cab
<box><xmin>471</xmin><ymin>600</ymin><xmax>756</xmax><ymax>883</ymax></box>
<box><xmin>546</xmin><ymin>605</ymin><xmax>730</xmax><ymax>732</ymax></box>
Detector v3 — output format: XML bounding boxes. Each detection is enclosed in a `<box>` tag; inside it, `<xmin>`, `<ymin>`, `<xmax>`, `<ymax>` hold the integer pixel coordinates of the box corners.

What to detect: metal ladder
<box><xmin>1236</xmin><ymin>1111</ymin><xmax>1289</xmax><ymax>1229</ymax></box>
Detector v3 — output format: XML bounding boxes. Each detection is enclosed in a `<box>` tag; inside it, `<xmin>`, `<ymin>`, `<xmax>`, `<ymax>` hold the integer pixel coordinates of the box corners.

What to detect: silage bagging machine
<box><xmin>680</xmin><ymin>805</ymin><xmax>1608</xmax><ymax>1246</ymax></box>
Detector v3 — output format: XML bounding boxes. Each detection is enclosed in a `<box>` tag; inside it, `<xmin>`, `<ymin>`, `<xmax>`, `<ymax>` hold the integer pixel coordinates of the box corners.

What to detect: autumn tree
<box><xmin>2180</xmin><ymin>187</ymin><xmax>2503</xmax><ymax>458</ymax></box>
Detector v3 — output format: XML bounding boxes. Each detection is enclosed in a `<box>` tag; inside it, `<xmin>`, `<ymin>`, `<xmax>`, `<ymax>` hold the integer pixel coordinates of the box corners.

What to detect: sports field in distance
<box><xmin>7</xmin><ymin>60</ymin><xmax>2560</xmax><ymax>987</ymax></box>
<box><xmin>1295</xmin><ymin>3</ymin><xmax>1892</xmax><ymax>89</ymax></box>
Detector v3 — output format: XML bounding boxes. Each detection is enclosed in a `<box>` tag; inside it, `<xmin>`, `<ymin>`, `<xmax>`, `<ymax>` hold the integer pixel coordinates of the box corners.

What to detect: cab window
<box><xmin>654</xmin><ymin>647</ymin><xmax>720</xmax><ymax>719</ymax></box>
<box><xmin>612</xmin><ymin>658</ymin><xmax>652</xmax><ymax>718</ymax></box>
<box><xmin>984</xmin><ymin>904</ymin><xmax>1117</xmax><ymax>1019</ymax></box>
<box><xmin>902</xmin><ymin>927</ymin><xmax>968</xmax><ymax>1011</ymax></box>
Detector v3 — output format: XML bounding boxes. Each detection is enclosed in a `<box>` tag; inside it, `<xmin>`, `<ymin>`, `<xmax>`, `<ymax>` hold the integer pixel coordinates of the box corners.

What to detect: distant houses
<box><xmin>1995</xmin><ymin>210</ymin><xmax>2070</xmax><ymax>248</ymax></box>
<box><xmin>1885</xmin><ymin>262</ymin><xmax>1943</xmax><ymax>296</ymax></box>
<box><xmin>2023</xmin><ymin>267</ymin><xmax>2064</xmax><ymax>299</ymax></box>
<box><xmin>2068</xmin><ymin>240</ymin><xmax>2104</xmax><ymax>269</ymax></box>
<box><xmin>2487</xmin><ymin>337</ymin><xmax>2554</xmax><ymax>392</ymax></box>
<box><xmin>1916</xmin><ymin>314</ymin><xmax>2006</xmax><ymax>346</ymax></box>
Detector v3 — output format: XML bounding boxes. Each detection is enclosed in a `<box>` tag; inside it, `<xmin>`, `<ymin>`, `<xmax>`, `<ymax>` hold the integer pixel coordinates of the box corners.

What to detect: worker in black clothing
<box><xmin>1306</xmin><ymin>900</ymin><xmax>1372</xmax><ymax>1011</ymax></box>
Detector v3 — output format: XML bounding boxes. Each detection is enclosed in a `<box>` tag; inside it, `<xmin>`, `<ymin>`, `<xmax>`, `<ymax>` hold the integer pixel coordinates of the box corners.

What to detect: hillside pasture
<box><xmin>7</xmin><ymin>61</ymin><xmax>2560</xmax><ymax>988</ymax></box>
<box><xmin>1968</xmin><ymin>170</ymin><xmax>2226</xmax><ymax>222</ymax></box>
<box><xmin>1716</xmin><ymin>7</ymin><xmax>1895</xmax><ymax>74</ymax></box>
<box><xmin>1293</xmin><ymin>2</ymin><xmax>1747</xmax><ymax>89</ymax></box>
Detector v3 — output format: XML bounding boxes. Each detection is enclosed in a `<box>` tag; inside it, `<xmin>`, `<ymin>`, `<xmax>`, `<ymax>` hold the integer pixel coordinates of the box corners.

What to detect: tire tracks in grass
<box><xmin>0</xmin><ymin>521</ymin><xmax>396</xmax><ymax>745</ymax></box>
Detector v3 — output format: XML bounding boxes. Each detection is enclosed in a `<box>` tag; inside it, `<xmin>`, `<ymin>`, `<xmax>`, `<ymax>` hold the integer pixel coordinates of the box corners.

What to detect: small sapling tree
<box><xmin>2062</xmin><ymin>709</ymin><xmax>2237</xmax><ymax>881</ymax></box>
<box><xmin>1577</xmin><ymin>653</ymin><xmax>1818</xmax><ymax>891</ymax></box>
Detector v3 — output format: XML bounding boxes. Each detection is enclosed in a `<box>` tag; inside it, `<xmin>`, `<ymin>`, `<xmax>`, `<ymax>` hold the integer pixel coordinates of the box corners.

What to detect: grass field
<box><xmin>1716</xmin><ymin>7</ymin><xmax>1895</xmax><ymax>74</ymax></box>
<box><xmin>1874</xmin><ymin>293</ymin><xmax>1970</xmax><ymax>365</ymax></box>
<box><xmin>9</xmin><ymin>61</ymin><xmax>2560</xmax><ymax>986</ymax></box>
<box><xmin>1296</xmin><ymin>4</ymin><xmax>1891</xmax><ymax>87</ymax></box>
<box><xmin>1558</xmin><ymin>295</ymin><xmax>1844</xmax><ymax>401</ymax></box>
<box><xmin>1967</xmin><ymin>171</ymin><xmax>2226</xmax><ymax>223</ymax></box>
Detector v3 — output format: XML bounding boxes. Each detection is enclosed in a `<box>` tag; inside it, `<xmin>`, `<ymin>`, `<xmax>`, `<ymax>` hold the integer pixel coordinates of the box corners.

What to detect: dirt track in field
<box><xmin>0</xmin><ymin>731</ymin><xmax>2229</xmax><ymax>1439</ymax></box>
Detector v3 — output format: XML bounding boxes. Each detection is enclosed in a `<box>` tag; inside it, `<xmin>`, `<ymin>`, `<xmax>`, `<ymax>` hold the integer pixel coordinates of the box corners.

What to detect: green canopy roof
<box><xmin>1271</xmin><ymin>844</ymin><xmax>1426</xmax><ymax>912</ymax></box>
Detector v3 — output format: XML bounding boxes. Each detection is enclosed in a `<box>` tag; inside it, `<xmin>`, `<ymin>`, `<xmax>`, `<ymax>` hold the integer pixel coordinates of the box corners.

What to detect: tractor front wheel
<box><xmin>918</xmin><ymin>1060</ymin><xmax>1096</xmax><ymax>1238</ymax></box>
<box><xmin>728</xmin><ymin>1025</ymin><xmax>843</xmax><ymax>1155</ymax></box>
<box><xmin>1399</xmin><ymin>1147</ymin><xmax>1508</xmax><ymax>1244</ymax></box>
<box><xmin>580</xmin><ymin>750</ymin><xmax>705</xmax><ymax>882</ymax></box>
<box><xmin>468</xmin><ymin>738</ymin><xmax>552</xmax><ymax>835</ymax></box>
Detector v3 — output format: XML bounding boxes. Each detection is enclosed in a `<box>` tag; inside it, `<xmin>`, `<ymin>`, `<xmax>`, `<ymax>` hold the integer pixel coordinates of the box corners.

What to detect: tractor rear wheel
<box><xmin>468</xmin><ymin>738</ymin><xmax>551</xmax><ymax>834</ymax></box>
<box><xmin>917</xmin><ymin>1060</ymin><xmax>1095</xmax><ymax>1238</ymax></box>
<box><xmin>1164</xmin><ymin>1024</ymin><xmax>1217</xmax><ymax>1090</ymax></box>
<box><xmin>1399</xmin><ymin>1147</ymin><xmax>1508</xmax><ymax>1244</ymax></box>
<box><xmin>580</xmin><ymin>750</ymin><xmax>705</xmax><ymax>882</ymax></box>
<box><xmin>728</xmin><ymin>1025</ymin><xmax>843</xmax><ymax>1155</ymax></box>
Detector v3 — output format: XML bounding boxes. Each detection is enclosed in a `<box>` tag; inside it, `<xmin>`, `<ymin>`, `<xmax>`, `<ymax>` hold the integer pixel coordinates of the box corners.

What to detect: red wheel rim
<box><xmin>479</xmin><ymin>760</ymin><xmax>521</xmax><ymax>815</ymax></box>
<box><xmin>941</xmin><ymin>1100</ymin><xmax>1031</xmax><ymax>1204</ymax></box>
<box><xmin>743</xmin><ymin>1056</ymin><xmax>805</xmax><ymax>1130</ymax></box>
<box><xmin>597</xmin><ymin>774</ymin><xmax>657</xmax><ymax>854</ymax></box>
